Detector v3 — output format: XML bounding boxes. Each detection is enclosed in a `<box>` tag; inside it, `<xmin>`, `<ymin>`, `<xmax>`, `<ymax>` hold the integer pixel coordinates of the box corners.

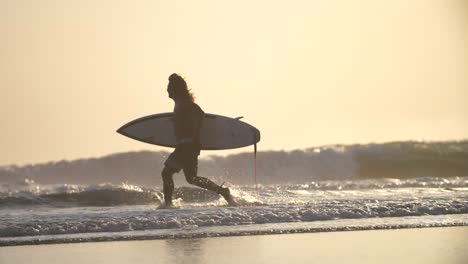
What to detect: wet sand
<box><xmin>1</xmin><ymin>226</ymin><xmax>467</xmax><ymax>264</ymax></box>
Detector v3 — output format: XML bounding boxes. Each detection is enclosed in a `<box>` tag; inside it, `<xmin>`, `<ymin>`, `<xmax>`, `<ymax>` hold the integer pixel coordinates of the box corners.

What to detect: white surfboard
<box><xmin>117</xmin><ymin>113</ymin><xmax>261</xmax><ymax>150</ymax></box>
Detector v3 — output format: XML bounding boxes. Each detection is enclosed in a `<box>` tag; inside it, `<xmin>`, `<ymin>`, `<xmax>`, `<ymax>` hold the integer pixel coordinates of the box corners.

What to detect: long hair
<box><xmin>168</xmin><ymin>73</ymin><xmax>195</xmax><ymax>102</ymax></box>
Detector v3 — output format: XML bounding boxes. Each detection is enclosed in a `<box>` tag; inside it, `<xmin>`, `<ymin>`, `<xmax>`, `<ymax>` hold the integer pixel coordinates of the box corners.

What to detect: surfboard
<box><xmin>117</xmin><ymin>113</ymin><xmax>261</xmax><ymax>150</ymax></box>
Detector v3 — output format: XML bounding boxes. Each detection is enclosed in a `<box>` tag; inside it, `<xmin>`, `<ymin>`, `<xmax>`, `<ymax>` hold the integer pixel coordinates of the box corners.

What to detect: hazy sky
<box><xmin>1</xmin><ymin>0</ymin><xmax>467</xmax><ymax>166</ymax></box>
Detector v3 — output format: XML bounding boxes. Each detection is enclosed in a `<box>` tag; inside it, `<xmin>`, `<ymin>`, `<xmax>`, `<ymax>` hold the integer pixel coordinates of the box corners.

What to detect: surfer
<box><xmin>160</xmin><ymin>73</ymin><xmax>236</xmax><ymax>208</ymax></box>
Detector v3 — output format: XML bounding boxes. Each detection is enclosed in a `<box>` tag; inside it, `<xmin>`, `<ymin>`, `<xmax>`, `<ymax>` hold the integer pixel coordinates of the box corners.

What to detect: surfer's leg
<box><xmin>178</xmin><ymin>145</ymin><xmax>223</xmax><ymax>192</ymax></box>
<box><xmin>181</xmin><ymin>144</ymin><xmax>236</xmax><ymax>205</ymax></box>
<box><xmin>183</xmin><ymin>166</ymin><xmax>236</xmax><ymax>205</ymax></box>
<box><xmin>162</xmin><ymin>149</ymin><xmax>184</xmax><ymax>206</ymax></box>
<box><xmin>161</xmin><ymin>166</ymin><xmax>178</xmax><ymax>205</ymax></box>
<box><xmin>183</xmin><ymin>165</ymin><xmax>223</xmax><ymax>193</ymax></box>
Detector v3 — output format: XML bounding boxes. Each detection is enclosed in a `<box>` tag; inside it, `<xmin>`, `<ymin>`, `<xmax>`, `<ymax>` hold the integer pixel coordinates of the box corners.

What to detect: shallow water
<box><xmin>0</xmin><ymin>177</ymin><xmax>467</xmax><ymax>246</ymax></box>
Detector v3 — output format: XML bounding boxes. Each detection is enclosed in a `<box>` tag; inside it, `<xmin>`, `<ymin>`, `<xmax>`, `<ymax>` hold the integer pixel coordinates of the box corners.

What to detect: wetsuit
<box><xmin>161</xmin><ymin>99</ymin><xmax>225</xmax><ymax>204</ymax></box>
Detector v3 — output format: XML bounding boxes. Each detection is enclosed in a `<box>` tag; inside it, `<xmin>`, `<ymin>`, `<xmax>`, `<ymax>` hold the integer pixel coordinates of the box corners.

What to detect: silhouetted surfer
<box><xmin>160</xmin><ymin>73</ymin><xmax>236</xmax><ymax>208</ymax></box>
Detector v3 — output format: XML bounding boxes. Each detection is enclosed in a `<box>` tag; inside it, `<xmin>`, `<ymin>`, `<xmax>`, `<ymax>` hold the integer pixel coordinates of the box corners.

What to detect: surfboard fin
<box><xmin>234</xmin><ymin>116</ymin><xmax>244</xmax><ymax>120</ymax></box>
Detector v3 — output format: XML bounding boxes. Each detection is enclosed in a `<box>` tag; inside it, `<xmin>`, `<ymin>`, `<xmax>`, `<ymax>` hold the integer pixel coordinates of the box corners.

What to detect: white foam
<box><xmin>0</xmin><ymin>186</ymin><xmax>466</xmax><ymax>238</ymax></box>
<box><xmin>0</xmin><ymin>177</ymin><xmax>467</xmax><ymax>241</ymax></box>
<box><xmin>1</xmin><ymin>214</ymin><xmax>467</xmax><ymax>246</ymax></box>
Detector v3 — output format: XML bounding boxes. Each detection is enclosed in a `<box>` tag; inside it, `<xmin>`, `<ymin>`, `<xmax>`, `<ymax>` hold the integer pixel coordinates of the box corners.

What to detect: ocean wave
<box><xmin>280</xmin><ymin>176</ymin><xmax>468</xmax><ymax>191</ymax></box>
<box><xmin>1</xmin><ymin>194</ymin><xmax>467</xmax><ymax>238</ymax></box>
<box><xmin>0</xmin><ymin>176</ymin><xmax>467</xmax><ymax>243</ymax></box>
<box><xmin>1</xmin><ymin>177</ymin><xmax>467</xmax><ymax>208</ymax></box>
<box><xmin>0</xmin><ymin>183</ymin><xmax>224</xmax><ymax>207</ymax></box>
<box><xmin>1</xmin><ymin>177</ymin><xmax>468</xmax><ymax>208</ymax></box>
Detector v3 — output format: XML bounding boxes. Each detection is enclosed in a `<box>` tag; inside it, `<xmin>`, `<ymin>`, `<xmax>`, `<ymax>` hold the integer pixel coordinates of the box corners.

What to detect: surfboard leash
<box><xmin>254</xmin><ymin>142</ymin><xmax>257</xmax><ymax>189</ymax></box>
<box><xmin>253</xmin><ymin>130</ymin><xmax>258</xmax><ymax>189</ymax></box>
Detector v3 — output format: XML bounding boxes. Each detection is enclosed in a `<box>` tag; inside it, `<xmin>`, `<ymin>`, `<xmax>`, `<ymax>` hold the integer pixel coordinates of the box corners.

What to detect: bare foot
<box><xmin>220</xmin><ymin>188</ymin><xmax>238</xmax><ymax>206</ymax></box>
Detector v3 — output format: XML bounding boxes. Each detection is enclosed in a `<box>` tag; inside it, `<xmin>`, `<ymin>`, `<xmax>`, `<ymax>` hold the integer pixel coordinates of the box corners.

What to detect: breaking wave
<box><xmin>1</xmin><ymin>177</ymin><xmax>467</xmax><ymax>208</ymax></box>
<box><xmin>0</xmin><ymin>183</ymin><xmax>226</xmax><ymax>207</ymax></box>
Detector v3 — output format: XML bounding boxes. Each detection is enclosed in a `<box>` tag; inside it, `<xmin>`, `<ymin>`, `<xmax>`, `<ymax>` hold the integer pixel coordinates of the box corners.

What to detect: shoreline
<box><xmin>1</xmin><ymin>226</ymin><xmax>466</xmax><ymax>264</ymax></box>
<box><xmin>1</xmin><ymin>218</ymin><xmax>467</xmax><ymax>247</ymax></box>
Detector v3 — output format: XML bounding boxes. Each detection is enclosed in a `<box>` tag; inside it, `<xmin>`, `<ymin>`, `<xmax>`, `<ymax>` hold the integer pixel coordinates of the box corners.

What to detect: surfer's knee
<box><xmin>185</xmin><ymin>175</ymin><xmax>196</xmax><ymax>185</ymax></box>
<box><xmin>186</xmin><ymin>175</ymin><xmax>201</xmax><ymax>185</ymax></box>
<box><xmin>161</xmin><ymin>167</ymin><xmax>175</xmax><ymax>180</ymax></box>
<box><xmin>183</xmin><ymin>167</ymin><xmax>198</xmax><ymax>184</ymax></box>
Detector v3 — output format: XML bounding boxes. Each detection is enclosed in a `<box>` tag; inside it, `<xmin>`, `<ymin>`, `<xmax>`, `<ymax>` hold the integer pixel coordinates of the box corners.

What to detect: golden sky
<box><xmin>1</xmin><ymin>0</ymin><xmax>467</xmax><ymax>165</ymax></box>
